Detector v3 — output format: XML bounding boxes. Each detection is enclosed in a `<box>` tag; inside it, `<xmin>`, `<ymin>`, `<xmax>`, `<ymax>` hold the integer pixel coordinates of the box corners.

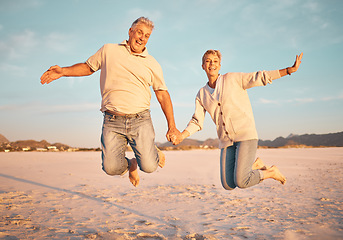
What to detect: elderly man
<box><xmin>40</xmin><ymin>17</ymin><xmax>180</xmax><ymax>187</ymax></box>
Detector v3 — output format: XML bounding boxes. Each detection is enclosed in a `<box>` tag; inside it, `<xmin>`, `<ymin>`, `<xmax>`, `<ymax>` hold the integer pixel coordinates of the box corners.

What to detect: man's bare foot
<box><xmin>129</xmin><ymin>158</ymin><xmax>139</xmax><ymax>187</ymax></box>
<box><xmin>252</xmin><ymin>157</ymin><xmax>268</xmax><ymax>170</ymax></box>
<box><xmin>156</xmin><ymin>146</ymin><xmax>165</xmax><ymax>168</ymax></box>
<box><xmin>263</xmin><ymin>165</ymin><xmax>286</xmax><ymax>185</ymax></box>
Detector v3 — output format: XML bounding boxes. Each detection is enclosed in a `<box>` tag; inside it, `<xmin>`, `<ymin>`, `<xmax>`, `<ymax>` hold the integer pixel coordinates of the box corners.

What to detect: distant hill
<box><xmin>157</xmin><ymin>138</ymin><xmax>219</xmax><ymax>150</ymax></box>
<box><xmin>0</xmin><ymin>135</ymin><xmax>70</xmax><ymax>151</ymax></box>
<box><xmin>258</xmin><ymin>131</ymin><xmax>343</xmax><ymax>148</ymax></box>
<box><xmin>0</xmin><ymin>134</ymin><xmax>9</xmax><ymax>144</ymax></box>
<box><xmin>2</xmin><ymin>131</ymin><xmax>343</xmax><ymax>151</ymax></box>
<box><xmin>10</xmin><ymin>140</ymin><xmax>70</xmax><ymax>149</ymax></box>
<box><xmin>157</xmin><ymin>131</ymin><xmax>343</xmax><ymax>150</ymax></box>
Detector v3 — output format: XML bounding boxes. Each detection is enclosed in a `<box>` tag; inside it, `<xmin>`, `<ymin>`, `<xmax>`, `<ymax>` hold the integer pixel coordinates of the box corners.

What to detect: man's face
<box><xmin>202</xmin><ymin>54</ymin><xmax>221</xmax><ymax>77</ymax></box>
<box><xmin>127</xmin><ymin>23</ymin><xmax>152</xmax><ymax>54</ymax></box>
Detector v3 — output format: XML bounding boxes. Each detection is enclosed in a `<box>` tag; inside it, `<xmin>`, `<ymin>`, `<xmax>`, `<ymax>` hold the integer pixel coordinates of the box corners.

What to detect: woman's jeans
<box><xmin>220</xmin><ymin>139</ymin><xmax>262</xmax><ymax>190</ymax></box>
<box><xmin>101</xmin><ymin>110</ymin><xmax>159</xmax><ymax>176</ymax></box>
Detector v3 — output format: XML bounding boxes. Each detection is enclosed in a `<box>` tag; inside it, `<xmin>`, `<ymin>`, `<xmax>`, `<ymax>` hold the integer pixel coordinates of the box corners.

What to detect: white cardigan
<box><xmin>185</xmin><ymin>70</ymin><xmax>281</xmax><ymax>149</ymax></box>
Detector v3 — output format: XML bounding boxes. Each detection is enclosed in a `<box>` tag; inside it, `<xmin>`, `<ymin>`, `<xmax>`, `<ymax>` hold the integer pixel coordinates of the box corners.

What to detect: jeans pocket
<box><xmin>137</xmin><ymin>110</ymin><xmax>151</xmax><ymax>121</ymax></box>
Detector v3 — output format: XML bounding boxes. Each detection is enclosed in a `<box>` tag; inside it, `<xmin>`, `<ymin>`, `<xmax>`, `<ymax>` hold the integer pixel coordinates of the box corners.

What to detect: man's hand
<box><xmin>166</xmin><ymin>127</ymin><xmax>181</xmax><ymax>143</ymax></box>
<box><xmin>169</xmin><ymin>130</ymin><xmax>190</xmax><ymax>145</ymax></box>
<box><xmin>40</xmin><ymin>65</ymin><xmax>63</xmax><ymax>84</ymax></box>
<box><xmin>40</xmin><ymin>63</ymin><xmax>94</xmax><ymax>85</ymax></box>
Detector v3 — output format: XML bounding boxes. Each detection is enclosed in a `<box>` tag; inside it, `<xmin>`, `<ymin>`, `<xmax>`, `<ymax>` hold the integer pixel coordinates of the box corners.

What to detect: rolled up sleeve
<box><xmin>241</xmin><ymin>70</ymin><xmax>281</xmax><ymax>89</ymax></box>
<box><xmin>185</xmin><ymin>97</ymin><xmax>206</xmax><ymax>136</ymax></box>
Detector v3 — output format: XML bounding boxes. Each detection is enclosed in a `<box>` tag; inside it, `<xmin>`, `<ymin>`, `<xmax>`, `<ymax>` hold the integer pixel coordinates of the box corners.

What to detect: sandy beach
<box><xmin>0</xmin><ymin>148</ymin><xmax>342</xmax><ymax>239</ymax></box>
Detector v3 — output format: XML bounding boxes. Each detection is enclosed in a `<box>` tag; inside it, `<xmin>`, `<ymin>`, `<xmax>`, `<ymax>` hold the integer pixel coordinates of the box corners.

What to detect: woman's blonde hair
<box><xmin>202</xmin><ymin>50</ymin><xmax>222</xmax><ymax>65</ymax></box>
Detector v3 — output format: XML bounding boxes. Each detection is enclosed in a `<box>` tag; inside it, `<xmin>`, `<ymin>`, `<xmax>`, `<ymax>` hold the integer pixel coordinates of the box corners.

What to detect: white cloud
<box><xmin>293</xmin><ymin>98</ymin><xmax>315</xmax><ymax>103</ymax></box>
<box><xmin>0</xmin><ymin>63</ymin><xmax>27</xmax><ymax>77</ymax></box>
<box><xmin>43</xmin><ymin>32</ymin><xmax>76</xmax><ymax>53</ymax></box>
<box><xmin>42</xmin><ymin>103</ymin><xmax>99</xmax><ymax>113</ymax></box>
<box><xmin>0</xmin><ymin>28</ymin><xmax>77</xmax><ymax>63</ymax></box>
<box><xmin>227</xmin><ymin>0</ymin><xmax>343</xmax><ymax>49</ymax></box>
<box><xmin>0</xmin><ymin>29</ymin><xmax>38</xmax><ymax>60</ymax></box>
<box><xmin>259</xmin><ymin>98</ymin><xmax>280</xmax><ymax>105</ymax></box>
<box><xmin>0</xmin><ymin>102</ymin><xmax>99</xmax><ymax>113</ymax></box>
<box><xmin>321</xmin><ymin>93</ymin><xmax>343</xmax><ymax>101</ymax></box>
<box><xmin>303</xmin><ymin>1</ymin><xmax>319</xmax><ymax>12</ymax></box>
<box><xmin>259</xmin><ymin>93</ymin><xmax>343</xmax><ymax>105</ymax></box>
<box><xmin>127</xmin><ymin>8</ymin><xmax>163</xmax><ymax>22</ymax></box>
<box><xmin>150</xmin><ymin>101</ymin><xmax>194</xmax><ymax>109</ymax></box>
<box><xmin>0</xmin><ymin>0</ymin><xmax>41</xmax><ymax>11</ymax></box>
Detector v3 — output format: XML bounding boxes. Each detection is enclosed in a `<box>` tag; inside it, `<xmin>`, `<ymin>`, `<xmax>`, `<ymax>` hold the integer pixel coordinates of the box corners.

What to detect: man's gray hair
<box><xmin>131</xmin><ymin>17</ymin><xmax>154</xmax><ymax>30</ymax></box>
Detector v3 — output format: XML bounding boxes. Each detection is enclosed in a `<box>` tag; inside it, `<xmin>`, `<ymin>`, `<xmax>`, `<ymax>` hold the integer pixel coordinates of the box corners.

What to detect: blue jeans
<box><xmin>220</xmin><ymin>139</ymin><xmax>262</xmax><ymax>190</ymax></box>
<box><xmin>101</xmin><ymin>109</ymin><xmax>159</xmax><ymax>175</ymax></box>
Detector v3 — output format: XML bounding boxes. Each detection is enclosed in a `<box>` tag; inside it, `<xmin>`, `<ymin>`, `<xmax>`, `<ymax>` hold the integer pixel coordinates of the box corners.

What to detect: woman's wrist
<box><xmin>181</xmin><ymin>130</ymin><xmax>190</xmax><ymax>140</ymax></box>
<box><xmin>286</xmin><ymin>67</ymin><xmax>291</xmax><ymax>75</ymax></box>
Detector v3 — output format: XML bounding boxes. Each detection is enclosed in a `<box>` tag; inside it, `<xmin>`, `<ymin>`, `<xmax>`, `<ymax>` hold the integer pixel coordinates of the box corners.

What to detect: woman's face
<box><xmin>202</xmin><ymin>54</ymin><xmax>221</xmax><ymax>78</ymax></box>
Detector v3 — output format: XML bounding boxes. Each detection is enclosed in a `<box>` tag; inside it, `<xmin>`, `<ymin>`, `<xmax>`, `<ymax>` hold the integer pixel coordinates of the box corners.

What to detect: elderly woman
<box><xmin>172</xmin><ymin>50</ymin><xmax>303</xmax><ymax>190</ymax></box>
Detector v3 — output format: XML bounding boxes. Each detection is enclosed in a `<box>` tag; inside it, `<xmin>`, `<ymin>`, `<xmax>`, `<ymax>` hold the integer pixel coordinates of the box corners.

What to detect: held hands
<box><xmin>167</xmin><ymin>129</ymin><xmax>189</xmax><ymax>145</ymax></box>
<box><xmin>40</xmin><ymin>65</ymin><xmax>63</xmax><ymax>85</ymax></box>
<box><xmin>166</xmin><ymin>127</ymin><xmax>182</xmax><ymax>145</ymax></box>
<box><xmin>170</xmin><ymin>132</ymin><xmax>184</xmax><ymax>145</ymax></box>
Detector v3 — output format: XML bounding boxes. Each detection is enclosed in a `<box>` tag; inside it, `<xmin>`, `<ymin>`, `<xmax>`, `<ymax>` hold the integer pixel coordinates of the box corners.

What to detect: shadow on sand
<box><xmin>0</xmin><ymin>173</ymin><xmax>171</xmax><ymax>227</ymax></box>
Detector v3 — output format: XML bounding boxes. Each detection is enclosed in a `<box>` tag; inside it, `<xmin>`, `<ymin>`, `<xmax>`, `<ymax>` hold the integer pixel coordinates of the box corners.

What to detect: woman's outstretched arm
<box><xmin>279</xmin><ymin>52</ymin><xmax>303</xmax><ymax>77</ymax></box>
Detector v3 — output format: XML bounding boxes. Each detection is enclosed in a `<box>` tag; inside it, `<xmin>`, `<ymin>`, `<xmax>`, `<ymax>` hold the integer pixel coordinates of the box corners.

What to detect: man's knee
<box><xmin>137</xmin><ymin>155</ymin><xmax>158</xmax><ymax>173</ymax></box>
<box><xmin>102</xmin><ymin>164</ymin><xmax>127</xmax><ymax>176</ymax></box>
<box><xmin>139</xmin><ymin>161</ymin><xmax>158</xmax><ymax>173</ymax></box>
<box><xmin>102</xmin><ymin>153</ymin><xmax>128</xmax><ymax>176</ymax></box>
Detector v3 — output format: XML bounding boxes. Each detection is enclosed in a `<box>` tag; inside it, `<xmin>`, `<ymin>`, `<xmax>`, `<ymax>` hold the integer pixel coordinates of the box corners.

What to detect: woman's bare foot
<box><xmin>262</xmin><ymin>165</ymin><xmax>286</xmax><ymax>185</ymax></box>
<box><xmin>129</xmin><ymin>158</ymin><xmax>139</xmax><ymax>187</ymax></box>
<box><xmin>156</xmin><ymin>146</ymin><xmax>165</xmax><ymax>168</ymax></box>
<box><xmin>252</xmin><ymin>157</ymin><xmax>268</xmax><ymax>170</ymax></box>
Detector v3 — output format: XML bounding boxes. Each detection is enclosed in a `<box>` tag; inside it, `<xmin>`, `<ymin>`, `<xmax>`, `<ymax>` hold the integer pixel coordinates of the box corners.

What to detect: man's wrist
<box><xmin>168</xmin><ymin>124</ymin><xmax>177</xmax><ymax>130</ymax></box>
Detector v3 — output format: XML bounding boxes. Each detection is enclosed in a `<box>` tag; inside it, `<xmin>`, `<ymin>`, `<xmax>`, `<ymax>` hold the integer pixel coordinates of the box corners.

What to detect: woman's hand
<box><xmin>171</xmin><ymin>130</ymin><xmax>190</xmax><ymax>145</ymax></box>
<box><xmin>288</xmin><ymin>52</ymin><xmax>303</xmax><ymax>74</ymax></box>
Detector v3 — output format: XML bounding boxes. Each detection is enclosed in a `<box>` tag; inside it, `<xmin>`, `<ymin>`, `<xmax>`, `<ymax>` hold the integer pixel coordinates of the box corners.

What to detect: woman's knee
<box><xmin>234</xmin><ymin>176</ymin><xmax>250</xmax><ymax>189</ymax></box>
<box><xmin>220</xmin><ymin>177</ymin><xmax>236</xmax><ymax>190</ymax></box>
<box><xmin>221</xmin><ymin>183</ymin><xmax>236</xmax><ymax>191</ymax></box>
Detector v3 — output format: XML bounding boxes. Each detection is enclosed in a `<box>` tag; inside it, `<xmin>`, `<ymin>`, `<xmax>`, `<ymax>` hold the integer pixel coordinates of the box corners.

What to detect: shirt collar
<box><xmin>206</xmin><ymin>74</ymin><xmax>221</xmax><ymax>89</ymax></box>
<box><xmin>120</xmin><ymin>40</ymin><xmax>149</xmax><ymax>57</ymax></box>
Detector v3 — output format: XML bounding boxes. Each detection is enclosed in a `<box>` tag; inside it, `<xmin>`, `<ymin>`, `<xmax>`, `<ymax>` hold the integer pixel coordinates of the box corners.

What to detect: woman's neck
<box><xmin>207</xmin><ymin>74</ymin><xmax>219</xmax><ymax>88</ymax></box>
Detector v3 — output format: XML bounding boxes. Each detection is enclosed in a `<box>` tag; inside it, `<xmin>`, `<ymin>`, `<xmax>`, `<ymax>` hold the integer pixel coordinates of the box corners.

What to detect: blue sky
<box><xmin>0</xmin><ymin>0</ymin><xmax>342</xmax><ymax>147</ymax></box>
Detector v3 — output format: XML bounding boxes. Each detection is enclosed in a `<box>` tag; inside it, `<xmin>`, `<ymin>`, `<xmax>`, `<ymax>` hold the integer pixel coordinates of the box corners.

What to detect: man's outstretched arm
<box><xmin>40</xmin><ymin>63</ymin><xmax>94</xmax><ymax>85</ymax></box>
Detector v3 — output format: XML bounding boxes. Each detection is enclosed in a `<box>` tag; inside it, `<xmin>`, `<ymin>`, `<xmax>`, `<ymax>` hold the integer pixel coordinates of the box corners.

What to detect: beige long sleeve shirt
<box><xmin>185</xmin><ymin>70</ymin><xmax>281</xmax><ymax>149</ymax></box>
